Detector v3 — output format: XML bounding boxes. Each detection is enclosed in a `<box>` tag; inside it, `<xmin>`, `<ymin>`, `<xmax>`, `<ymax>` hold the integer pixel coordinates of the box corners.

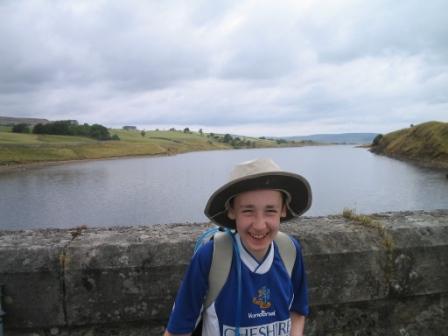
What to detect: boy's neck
<box><xmin>238</xmin><ymin>236</ymin><xmax>271</xmax><ymax>263</ymax></box>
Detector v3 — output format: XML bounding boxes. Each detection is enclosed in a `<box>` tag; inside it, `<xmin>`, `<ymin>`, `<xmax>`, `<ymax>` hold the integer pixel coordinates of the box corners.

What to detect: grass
<box><xmin>342</xmin><ymin>208</ymin><xmax>377</xmax><ymax>228</ymax></box>
<box><xmin>111</xmin><ymin>130</ymin><xmax>230</xmax><ymax>152</ymax></box>
<box><xmin>0</xmin><ymin>128</ymin><xmax>310</xmax><ymax>166</ymax></box>
<box><xmin>0</xmin><ymin>132</ymin><xmax>98</xmax><ymax>145</ymax></box>
<box><xmin>0</xmin><ymin>131</ymin><xmax>206</xmax><ymax>165</ymax></box>
<box><xmin>0</xmin><ymin>125</ymin><xmax>12</xmax><ymax>132</ymax></box>
<box><xmin>342</xmin><ymin>208</ymin><xmax>394</xmax><ymax>251</ymax></box>
<box><xmin>371</xmin><ymin>121</ymin><xmax>448</xmax><ymax>168</ymax></box>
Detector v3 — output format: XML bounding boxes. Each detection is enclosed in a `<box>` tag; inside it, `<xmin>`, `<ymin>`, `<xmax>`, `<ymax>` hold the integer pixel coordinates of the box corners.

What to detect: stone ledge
<box><xmin>0</xmin><ymin>210</ymin><xmax>447</xmax><ymax>335</ymax></box>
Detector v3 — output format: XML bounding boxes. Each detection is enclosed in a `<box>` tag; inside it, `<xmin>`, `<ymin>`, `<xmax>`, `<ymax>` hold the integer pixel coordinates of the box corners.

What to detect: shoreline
<box><xmin>369</xmin><ymin>149</ymin><xmax>448</xmax><ymax>171</ymax></box>
<box><xmin>0</xmin><ymin>142</ymin><xmax>327</xmax><ymax>174</ymax></box>
<box><xmin>3</xmin><ymin>144</ymin><xmax>446</xmax><ymax>174</ymax></box>
<box><xmin>0</xmin><ymin>152</ymin><xmax>179</xmax><ymax>174</ymax></box>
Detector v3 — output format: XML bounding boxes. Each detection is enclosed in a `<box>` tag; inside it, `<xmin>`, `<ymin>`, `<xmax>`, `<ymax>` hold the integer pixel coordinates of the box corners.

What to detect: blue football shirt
<box><xmin>167</xmin><ymin>234</ymin><xmax>309</xmax><ymax>335</ymax></box>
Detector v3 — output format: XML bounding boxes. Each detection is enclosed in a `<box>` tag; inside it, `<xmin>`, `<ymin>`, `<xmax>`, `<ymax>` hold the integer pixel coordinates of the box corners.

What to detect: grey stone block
<box><xmin>0</xmin><ymin>229</ymin><xmax>71</xmax><ymax>328</ymax></box>
<box><xmin>63</xmin><ymin>224</ymin><xmax>209</xmax><ymax>326</ymax></box>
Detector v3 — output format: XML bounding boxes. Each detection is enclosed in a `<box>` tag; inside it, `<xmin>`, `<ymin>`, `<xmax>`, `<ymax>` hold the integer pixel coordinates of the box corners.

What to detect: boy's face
<box><xmin>227</xmin><ymin>189</ymin><xmax>287</xmax><ymax>261</ymax></box>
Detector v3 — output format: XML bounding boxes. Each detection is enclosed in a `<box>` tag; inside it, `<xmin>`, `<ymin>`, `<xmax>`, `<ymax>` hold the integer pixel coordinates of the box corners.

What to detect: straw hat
<box><xmin>204</xmin><ymin>158</ymin><xmax>312</xmax><ymax>229</ymax></box>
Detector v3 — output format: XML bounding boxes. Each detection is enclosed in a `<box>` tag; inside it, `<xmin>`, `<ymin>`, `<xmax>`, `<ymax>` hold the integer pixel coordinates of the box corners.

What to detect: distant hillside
<box><xmin>0</xmin><ymin>128</ymin><xmax>311</xmax><ymax>167</ymax></box>
<box><xmin>0</xmin><ymin>116</ymin><xmax>49</xmax><ymax>126</ymax></box>
<box><xmin>285</xmin><ymin>133</ymin><xmax>378</xmax><ymax>144</ymax></box>
<box><xmin>370</xmin><ymin>121</ymin><xmax>448</xmax><ymax>169</ymax></box>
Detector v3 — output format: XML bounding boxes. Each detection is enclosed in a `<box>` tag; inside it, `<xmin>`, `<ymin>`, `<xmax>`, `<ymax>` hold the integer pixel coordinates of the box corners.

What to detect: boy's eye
<box><xmin>264</xmin><ymin>210</ymin><xmax>277</xmax><ymax>216</ymax></box>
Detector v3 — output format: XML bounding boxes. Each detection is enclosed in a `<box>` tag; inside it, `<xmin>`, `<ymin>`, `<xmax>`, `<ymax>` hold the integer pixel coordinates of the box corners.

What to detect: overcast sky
<box><xmin>1</xmin><ymin>0</ymin><xmax>447</xmax><ymax>136</ymax></box>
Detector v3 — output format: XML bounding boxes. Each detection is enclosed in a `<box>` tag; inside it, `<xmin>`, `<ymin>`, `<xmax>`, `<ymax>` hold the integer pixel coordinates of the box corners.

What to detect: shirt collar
<box><xmin>235</xmin><ymin>234</ymin><xmax>274</xmax><ymax>274</ymax></box>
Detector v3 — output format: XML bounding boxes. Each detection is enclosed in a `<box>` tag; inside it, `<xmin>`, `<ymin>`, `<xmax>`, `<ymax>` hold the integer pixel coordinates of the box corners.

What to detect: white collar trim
<box><xmin>235</xmin><ymin>234</ymin><xmax>274</xmax><ymax>274</ymax></box>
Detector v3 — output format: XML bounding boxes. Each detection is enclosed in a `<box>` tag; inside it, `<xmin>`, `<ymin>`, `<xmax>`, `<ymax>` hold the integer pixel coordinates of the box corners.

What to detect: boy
<box><xmin>165</xmin><ymin>158</ymin><xmax>312</xmax><ymax>336</ymax></box>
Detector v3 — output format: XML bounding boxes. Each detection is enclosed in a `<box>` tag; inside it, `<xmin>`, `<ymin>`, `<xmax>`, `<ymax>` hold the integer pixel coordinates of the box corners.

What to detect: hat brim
<box><xmin>204</xmin><ymin>171</ymin><xmax>312</xmax><ymax>229</ymax></box>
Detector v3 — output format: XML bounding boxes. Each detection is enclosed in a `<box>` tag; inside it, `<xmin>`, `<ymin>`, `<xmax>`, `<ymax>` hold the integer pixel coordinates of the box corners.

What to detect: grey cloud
<box><xmin>300</xmin><ymin>0</ymin><xmax>448</xmax><ymax>64</ymax></box>
<box><xmin>0</xmin><ymin>1</ymin><xmax>212</xmax><ymax>95</ymax></box>
<box><xmin>0</xmin><ymin>2</ymin><xmax>102</xmax><ymax>92</ymax></box>
<box><xmin>188</xmin><ymin>0</ymin><xmax>240</xmax><ymax>26</ymax></box>
<box><xmin>218</xmin><ymin>48</ymin><xmax>298</xmax><ymax>80</ymax></box>
<box><xmin>0</xmin><ymin>0</ymin><xmax>447</xmax><ymax>135</ymax></box>
<box><xmin>213</xmin><ymin>3</ymin><xmax>307</xmax><ymax>80</ymax></box>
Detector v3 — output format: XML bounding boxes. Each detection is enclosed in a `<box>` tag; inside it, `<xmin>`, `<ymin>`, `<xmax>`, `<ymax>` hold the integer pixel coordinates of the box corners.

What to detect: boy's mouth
<box><xmin>248</xmin><ymin>231</ymin><xmax>269</xmax><ymax>240</ymax></box>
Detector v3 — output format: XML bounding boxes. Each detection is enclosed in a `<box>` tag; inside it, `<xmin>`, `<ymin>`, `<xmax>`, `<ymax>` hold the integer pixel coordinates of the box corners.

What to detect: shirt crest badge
<box><xmin>252</xmin><ymin>286</ymin><xmax>272</xmax><ymax>309</ymax></box>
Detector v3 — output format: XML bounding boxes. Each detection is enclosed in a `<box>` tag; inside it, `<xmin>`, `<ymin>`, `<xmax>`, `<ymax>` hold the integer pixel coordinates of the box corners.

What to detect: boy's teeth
<box><xmin>250</xmin><ymin>233</ymin><xmax>266</xmax><ymax>239</ymax></box>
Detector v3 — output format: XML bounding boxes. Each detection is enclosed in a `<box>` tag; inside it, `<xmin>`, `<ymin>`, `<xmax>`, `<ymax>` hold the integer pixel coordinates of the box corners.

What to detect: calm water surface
<box><xmin>0</xmin><ymin>146</ymin><xmax>447</xmax><ymax>230</ymax></box>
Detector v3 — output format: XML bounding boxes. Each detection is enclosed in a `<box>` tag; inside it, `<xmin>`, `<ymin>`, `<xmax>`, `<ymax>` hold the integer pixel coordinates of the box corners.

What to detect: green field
<box><xmin>371</xmin><ymin>121</ymin><xmax>448</xmax><ymax>168</ymax></box>
<box><xmin>0</xmin><ymin>128</ymin><xmax>307</xmax><ymax>166</ymax></box>
<box><xmin>0</xmin><ymin>125</ymin><xmax>12</xmax><ymax>133</ymax></box>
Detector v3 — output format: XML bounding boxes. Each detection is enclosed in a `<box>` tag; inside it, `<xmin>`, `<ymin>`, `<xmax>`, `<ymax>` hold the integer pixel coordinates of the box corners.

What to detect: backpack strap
<box><xmin>274</xmin><ymin>232</ymin><xmax>296</xmax><ymax>278</ymax></box>
<box><xmin>204</xmin><ymin>231</ymin><xmax>233</xmax><ymax>308</ymax></box>
<box><xmin>204</xmin><ymin>231</ymin><xmax>296</xmax><ymax>308</ymax></box>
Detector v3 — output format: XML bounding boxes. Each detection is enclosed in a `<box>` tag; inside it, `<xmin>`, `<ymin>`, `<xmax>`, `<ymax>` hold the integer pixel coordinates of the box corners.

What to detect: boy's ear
<box><xmin>227</xmin><ymin>208</ymin><xmax>236</xmax><ymax>220</ymax></box>
<box><xmin>281</xmin><ymin>204</ymin><xmax>287</xmax><ymax>218</ymax></box>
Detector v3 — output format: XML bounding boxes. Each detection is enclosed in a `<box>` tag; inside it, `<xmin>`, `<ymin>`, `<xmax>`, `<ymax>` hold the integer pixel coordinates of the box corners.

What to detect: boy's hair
<box><xmin>227</xmin><ymin>190</ymin><xmax>288</xmax><ymax>210</ymax></box>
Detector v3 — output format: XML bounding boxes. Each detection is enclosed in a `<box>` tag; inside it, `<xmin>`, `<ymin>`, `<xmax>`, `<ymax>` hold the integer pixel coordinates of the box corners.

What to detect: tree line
<box><xmin>12</xmin><ymin>121</ymin><xmax>119</xmax><ymax>141</ymax></box>
<box><xmin>207</xmin><ymin>133</ymin><xmax>257</xmax><ymax>148</ymax></box>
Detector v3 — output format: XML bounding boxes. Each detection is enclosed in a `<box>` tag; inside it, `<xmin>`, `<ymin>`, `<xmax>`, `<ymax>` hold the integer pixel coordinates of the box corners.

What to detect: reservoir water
<box><xmin>0</xmin><ymin>146</ymin><xmax>447</xmax><ymax>230</ymax></box>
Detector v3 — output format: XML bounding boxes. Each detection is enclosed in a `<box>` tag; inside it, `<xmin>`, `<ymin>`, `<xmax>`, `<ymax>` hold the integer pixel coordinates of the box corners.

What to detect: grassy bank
<box><xmin>0</xmin><ymin>128</ymin><xmax>311</xmax><ymax>166</ymax></box>
<box><xmin>370</xmin><ymin>121</ymin><xmax>448</xmax><ymax>169</ymax></box>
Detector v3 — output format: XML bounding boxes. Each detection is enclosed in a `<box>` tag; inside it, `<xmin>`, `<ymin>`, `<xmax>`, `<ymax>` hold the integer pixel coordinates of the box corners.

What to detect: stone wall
<box><xmin>0</xmin><ymin>210</ymin><xmax>447</xmax><ymax>336</ymax></box>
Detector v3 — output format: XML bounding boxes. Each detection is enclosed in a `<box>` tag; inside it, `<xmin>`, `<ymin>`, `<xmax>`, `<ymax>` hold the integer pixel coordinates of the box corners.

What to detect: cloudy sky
<box><xmin>1</xmin><ymin>0</ymin><xmax>447</xmax><ymax>136</ymax></box>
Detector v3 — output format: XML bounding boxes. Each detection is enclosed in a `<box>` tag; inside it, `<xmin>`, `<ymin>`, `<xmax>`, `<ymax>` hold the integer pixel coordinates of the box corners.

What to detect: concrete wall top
<box><xmin>0</xmin><ymin>210</ymin><xmax>447</xmax><ymax>335</ymax></box>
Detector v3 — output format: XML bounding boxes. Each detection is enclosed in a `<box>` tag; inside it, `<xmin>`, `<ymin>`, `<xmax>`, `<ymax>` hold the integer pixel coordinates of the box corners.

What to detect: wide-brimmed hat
<box><xmin>204</xmin><ymin>158</ymin><xmax>312</xmax><ymax>229</ymax></box>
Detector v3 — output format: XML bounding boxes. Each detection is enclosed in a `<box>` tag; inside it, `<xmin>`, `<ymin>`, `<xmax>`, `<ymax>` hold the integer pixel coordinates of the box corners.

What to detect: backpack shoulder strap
<box><xmin>274</xmin><ymin>231</ymin><xmax>296</xmax><ymax>278</ymax></box>
<box><xmin>204</xmin><ymin>231</ymin><xmax>233</xmax><ymax>308</ymax></box>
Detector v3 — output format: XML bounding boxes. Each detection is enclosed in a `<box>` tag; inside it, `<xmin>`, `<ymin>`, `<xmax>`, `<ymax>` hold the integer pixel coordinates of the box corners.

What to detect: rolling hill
<box><xmin>0</xmin><ymin>115</ymin><xmax>49</xmax><ymax>126</ymax></box>
<box><xmin>370</xmin><ymin>121</ymin><xmax>448</xmax><ymax>169</ymax></box>
<box><xmin>0</xmin><ymin>128</ymin><xmax>312</xmax><ymax>167</ymax></box>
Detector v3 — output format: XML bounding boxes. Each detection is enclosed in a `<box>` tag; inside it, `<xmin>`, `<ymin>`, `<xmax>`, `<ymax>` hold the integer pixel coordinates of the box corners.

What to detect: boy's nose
<box><xmin>252</xmin><ymin>212</ymin><xmax>266</xmax><ymax>229</ymax></box>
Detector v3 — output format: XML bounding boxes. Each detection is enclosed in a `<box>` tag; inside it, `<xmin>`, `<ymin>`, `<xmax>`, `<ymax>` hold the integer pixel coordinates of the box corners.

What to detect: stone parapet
<box><xmin>0</xmin><ymin>210</ymin><xmax>447</xmax><ymax>335</ymax></box>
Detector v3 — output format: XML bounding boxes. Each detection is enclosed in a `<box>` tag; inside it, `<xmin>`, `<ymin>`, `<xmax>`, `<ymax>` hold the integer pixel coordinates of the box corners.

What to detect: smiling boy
<box><xmin>165</xmin><ymin>158</ymin><xmax>312</xmax><ymax>336</ymax></box>
<box><xmin>227</xmin><ymin>189</ymin><xmax>286</xmax><ymax>261</ymax></box>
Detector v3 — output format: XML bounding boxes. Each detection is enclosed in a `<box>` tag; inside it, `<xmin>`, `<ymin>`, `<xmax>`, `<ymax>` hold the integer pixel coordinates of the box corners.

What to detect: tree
<box><xmin>49</xmin><ymin>121</ymin><xmax>72</xmax><ymax>135</ymax></box>
<box><xmin>72</xmin><ymin>123</ymin><xmax>90</xmax><ymax>137</ymax></box>
<box><xmin>12</xmin><ymin>123</ymin><xmax>30</xmax><ymax>133</ymax></box>
<box><xmin>89</xmin><ymin>124</ymin><xmax>111</xmax><ymax>140</ymax></box>
<box><xmin>372</xmin><ymin>134</ymin><xmax>383</xmax><ymax>146</ymax></box>
<box><xmin>223</xmin><ymin>133</ymin><xmax>232</xmax><ymax>143</ymax></box>
<box><xmin>141</xmin><ymin>130</ymin><xmax>146</xmax><ymax>137</ymax></box>
<box><xmin>199</xmin><ymin>128</ymin><xmax>203</xmax><ymax>136</ymax></box>
<box><xmin>31</xmin><ymin>121</ymin><xmax>114</xmax><ymax>141</ymax></box>
<box><xmin>33</xmin><ymin>123</ymin><xmax>44</xmax><ymax>134</ymax></box>
<box><xmin>183</xmin><ymin>127</ymin><xmax>190</xmax><ymax>133</ymax></box>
